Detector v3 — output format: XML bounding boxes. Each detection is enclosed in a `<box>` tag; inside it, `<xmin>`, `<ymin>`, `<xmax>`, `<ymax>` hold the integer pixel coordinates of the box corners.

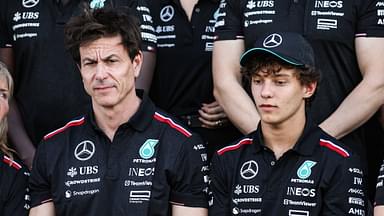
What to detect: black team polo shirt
<box><xmin>210</xmin><ymin>120</ymin><xmax>367</xmax><ymax>215</ymax></box>
<box><xmin>29</xmin><ymin>92</ymin><xmax>209</xmax><ymax>215</ymax></box>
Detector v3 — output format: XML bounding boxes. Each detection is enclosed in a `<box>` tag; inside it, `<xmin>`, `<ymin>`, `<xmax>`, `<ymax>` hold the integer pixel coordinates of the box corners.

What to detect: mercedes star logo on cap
<box><xmin>263</xmin><ymin>33</ymin><xmax>283</xmax><ymax>48</ymax></box>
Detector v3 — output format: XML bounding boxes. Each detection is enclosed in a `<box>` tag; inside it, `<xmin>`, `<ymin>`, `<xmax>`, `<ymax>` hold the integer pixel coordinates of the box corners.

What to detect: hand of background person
<box><xmin>198</xmin><ymin>101</ymin><xmax>229</xmax><ymax>129</ymax></box>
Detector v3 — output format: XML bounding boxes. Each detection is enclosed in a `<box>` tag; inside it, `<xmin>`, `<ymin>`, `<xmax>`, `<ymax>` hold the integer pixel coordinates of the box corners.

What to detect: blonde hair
<box><xmin>0</xmin><ymin>61</ymin><xmax>14</xmax><ymax>159</ymax></box>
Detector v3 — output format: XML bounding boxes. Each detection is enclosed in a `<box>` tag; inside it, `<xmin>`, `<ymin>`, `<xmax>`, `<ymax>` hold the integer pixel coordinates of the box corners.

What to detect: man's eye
<box><xmin>275</xmin><ymin>80</ymin><xmax>287</xmax><ymax>85</ymax></box>
<box><xmin>252</xmin><ymin>78</ymin><xmax>262</xmax><ymax>84</ymax></box>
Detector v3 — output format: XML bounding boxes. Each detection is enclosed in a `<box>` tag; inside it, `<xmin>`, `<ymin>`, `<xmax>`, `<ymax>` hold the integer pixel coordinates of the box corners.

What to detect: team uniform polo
<box><xmin>0</xmin><ymin>153</ymin><xmax>30</xmax><ymax>216</ymax></box>
<box><xmin>209</xmin><ymin>121</ymin><xmax>367</xmax><ymax>215</ymax></box>
<box><xmin>148</xmin><ymin>0</ymin><xmax>218</xmax><ymax>116</ymax></box>
<box><xmin>148</xmin><ymin>0</ymin><xmax>241</xmax><ymax>158</ymax></box>
<box><xmin>29</xmin><ymin>92</ymin><xmax>209</xmax><ymax>216</ymax></box>
<box><xmin>214</xmin><ymin>0</ymin><xmax>384</xmax><ymax>167</ymax></box>
<box><xmin>0</xmin><ymin>0</ymin><xmax>156</xmax><ymax>145</ymax></box>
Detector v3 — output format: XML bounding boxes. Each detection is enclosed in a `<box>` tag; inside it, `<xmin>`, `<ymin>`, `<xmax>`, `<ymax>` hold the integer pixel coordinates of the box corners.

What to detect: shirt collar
<box><xmin>253</xmin><ymin>116</ymin><xmax>320</xmax><ymax>156</ymax></box>
<box><xmin>88</xmin><ymin>89</ymin><xmax>156</xmax><ymax>132</ymax></box>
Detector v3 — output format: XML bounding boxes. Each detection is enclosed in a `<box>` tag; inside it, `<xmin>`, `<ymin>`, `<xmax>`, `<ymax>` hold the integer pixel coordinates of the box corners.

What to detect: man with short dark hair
<box><xmin>29</xmin><ymin>7</ymin><xmax>208</xmax><ymax>216</ymax></box>
<box><xmin>209</xmin><ymin>32</ymin><xmax>367</xmax><ymax>215</ymax></box>
<box><xmin>0</xmin><ymin>0</ymin><xmax>157</xmax><ymax>169</ymax></box>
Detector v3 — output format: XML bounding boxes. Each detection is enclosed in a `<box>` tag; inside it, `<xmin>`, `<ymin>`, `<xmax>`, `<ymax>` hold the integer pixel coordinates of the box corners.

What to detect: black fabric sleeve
<box><xmin>169</xmin><ymin>134</ymin><xmax>209</xmax><ymax>208</ymax></box>
<box><xmin>135</xmin><ymin>0</ymin><xmax>157</xmax><ymax>52</ymax></box>
<box><xmin>321</xmin><ymin>154</ymin><xmax>368</xmax><ymax>215</ymax></box>
<box><xmin>0</xmin><ymin>0</ymin><xmax>12</xmax><ymax>48</ymax></box>
<box><xmin>356</xmin><ymin>0</ymin><xmax>384</xmax><ymax>37</ymax></box>
<box><xmin>375</xmin><ymin>160</ymin><xmax>384</xmax><ymax>206</ymax></box>
<box><xmin>2</xmin><ymin>163</ymin><xmax>30</xmax><ymax>216</ymax></box>
<box><xmin>208</xmin><ymin>152</ymin><xmax>231</xmax><ymax>216</ymax></box>
<box><xmin>214</xmin><ymin>0</ymin><xmax>244</xmax><ymax>41</ymax></box>
<box><xmin>29</xmin><ymin>142</ymin><xmax>53</xmax><ymax>208</ymax></box>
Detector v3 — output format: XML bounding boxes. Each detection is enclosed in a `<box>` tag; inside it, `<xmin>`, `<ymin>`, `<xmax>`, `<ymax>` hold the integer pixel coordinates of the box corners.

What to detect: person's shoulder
<box><xmin>216</xmin><ymin>133</ymin><xmax>255</xmax><ymax>157</ymax></box>
<box><xmin>152</xmin><ymin>110</ymin><xmax>194</xmax><ymax>139</ymax></box>
<box><xmin>318</xmin><ymin>130</ymin><xmax>354</xmax><ymax>159</ymax></box>
<box><xmin>0</xmin><ymin>152</ymin><xmax>28</xmax><ymax>175</ymax></box>
<box><xmin>42</xmin><ymin>115</ymin><xmax>87</xmax><ymax>142</ymax></box>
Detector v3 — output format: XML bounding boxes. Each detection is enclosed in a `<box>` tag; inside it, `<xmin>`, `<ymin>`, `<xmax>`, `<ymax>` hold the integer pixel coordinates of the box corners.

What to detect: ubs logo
<box><xmin>22</xmin><ymin>0</ymin><xmax>39</xmax><ymax>8</ymax></box>
<box><xmin>74</xmin><ymin>140</ymin><xmax>95</xmax><ymax>161</ymax></box>
<box><xmin>240</xmin><ymin>160</ymin><xmax>258</xmax><ymax>180</ymax></box>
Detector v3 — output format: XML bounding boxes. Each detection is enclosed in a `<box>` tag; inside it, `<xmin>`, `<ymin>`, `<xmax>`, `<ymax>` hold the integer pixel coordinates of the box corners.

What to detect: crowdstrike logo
<box><xmin>263</xmin><ymin>33</ymin><xmax>282</xmax><ymax>48</ymax></box>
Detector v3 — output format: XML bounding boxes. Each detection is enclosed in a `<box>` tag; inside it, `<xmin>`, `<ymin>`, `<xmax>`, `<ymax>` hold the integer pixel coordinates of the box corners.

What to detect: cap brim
<box><xmin>239</xmin><ymin>48</ymin><xmax>304</xmax><ymax>67</ymax></box>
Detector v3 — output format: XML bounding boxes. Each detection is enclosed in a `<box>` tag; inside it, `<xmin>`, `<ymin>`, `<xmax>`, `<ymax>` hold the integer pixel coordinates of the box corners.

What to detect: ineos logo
<box><xmin>263</xmin><ymin>33</ymin><xmax>282</xmax><ymax>48</ymax></box>
<box><xmin>160</xmin><ymin>6</ymin><xmax>174</xmax><ymax>22</ymax></box>
<box><xmin>74</xmin><ymin>140</ymin><xmax>95</xmax><ymax>161</ymax></box>
<box><xmin>240</xmin><ymin>160</ymin><xmax>258</xmax><ymax>180</ymax></box>
<box><xmin>22</xmin><ymin>0</ymin><xmax>39</xmax><ymax>8</ymax></box>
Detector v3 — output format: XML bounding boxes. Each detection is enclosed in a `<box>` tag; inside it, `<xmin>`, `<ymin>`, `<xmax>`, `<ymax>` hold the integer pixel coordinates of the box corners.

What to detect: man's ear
<box><xmin>133</xmin><ymin>51</ymin><xmax>143</xmax><ymax>78</ymax></box>
<box><xmin>303</xmin><ymin>82</ymin><xmax>317</xmax><ymax>99</ymax></box>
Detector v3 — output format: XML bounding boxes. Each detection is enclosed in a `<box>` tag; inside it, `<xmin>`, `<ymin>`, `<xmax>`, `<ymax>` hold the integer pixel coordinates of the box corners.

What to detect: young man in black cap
<box><xmin>209</xmin><ymin>32</ymin><xmax>368</xmax><ymax>215</ymax></box>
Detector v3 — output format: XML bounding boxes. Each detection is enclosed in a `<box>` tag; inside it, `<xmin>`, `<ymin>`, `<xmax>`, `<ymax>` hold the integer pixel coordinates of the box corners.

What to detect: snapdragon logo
<box><xmin>297</xmin><ymin>160</ymin><xmax>317</xmax><ymax>179</ymax></box>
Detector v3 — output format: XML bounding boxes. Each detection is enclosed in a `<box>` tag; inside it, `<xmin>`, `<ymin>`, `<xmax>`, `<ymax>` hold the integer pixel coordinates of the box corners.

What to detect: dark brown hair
<box><xmin>64</xmin><ymin>6</ymin><xmax>142</xmax><ymax>65</ymax></box>
<box><xmin>241</xmin><ymin>53</ymin><xmax>320</xmax><ymax>103</ymax></box>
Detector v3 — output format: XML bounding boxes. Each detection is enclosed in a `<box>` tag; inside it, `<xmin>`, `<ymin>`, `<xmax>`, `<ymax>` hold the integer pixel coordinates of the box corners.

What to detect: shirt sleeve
<box><xmin>0</xmin><ymin>1</ymin><xmax>12</xmax><ymax>48</ymax></box>
<box><xmin>169</xmin><ymin>134</ymin><xmax>209</xmax><ymax>208</ymax></box>
<box><xmin>356</xmin><ymin>0</ymin><xmax>384</xmax><ymax>37</ymax></box>
<box><xmin>209</xmin><ymin>152</ymin><xmax>231</xmax><ymax>216</ymax></box>
<box><xmin>135</xmin><ymin>0</ymin><xmax>157</xmax><ymax>52</ymax></box>
<box><xmin>29</xmin><ymin>142</ymin><xmax>53</xmax><ymax>208</ymax></box>
<box><xmin>375</xmin><ymin>160</ymin><xmax>384</xmax><ymax>206</ymax></box>
<box><xmin>321</xmin><ymin>154</ymin><xmax>368</xmax><ymax>215</ymax></box>
<box><xmin>2</xmin><ymin>163</ymin><xmax>30</xmax><ymax>216</ymax></box>
<box><xmin>214</xmin><ymin>0</ymin><xmax>244</xmax><ymax>41</ymax></box>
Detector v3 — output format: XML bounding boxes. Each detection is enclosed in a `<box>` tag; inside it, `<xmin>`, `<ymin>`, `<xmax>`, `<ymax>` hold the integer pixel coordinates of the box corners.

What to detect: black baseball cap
<box><xmin>240</xmin><ymin>32</ymin><xmax>315</xmax><ymax>68</ymax></box>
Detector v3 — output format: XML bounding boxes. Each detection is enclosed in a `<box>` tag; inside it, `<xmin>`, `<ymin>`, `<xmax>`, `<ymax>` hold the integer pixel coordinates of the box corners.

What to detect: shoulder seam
<box><xmin>153</xmin><ymin>112</ymin><xmax>192</xmax><ymax>137</ymax></box>
<box><xmin>43</xmin><ymin>117</ymin><xmax>85</xmax><ymax>140</ymax></box>
<box><xmin>217</xmin><ymin>138</ymin><xmax>253</xmax><ymax>155</ymax></box>
<box><xmin>319</xmin><ymin>138</ymin><xmax>350</xmax><ymax>158</ymax></box>
<box><xmin>2</xmin><ymin>155</ymin><xmax>22</xmax><ymax>170</ymax></box>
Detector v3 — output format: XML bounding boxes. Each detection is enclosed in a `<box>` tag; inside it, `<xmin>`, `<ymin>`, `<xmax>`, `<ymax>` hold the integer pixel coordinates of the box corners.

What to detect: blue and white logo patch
<box><xmin>90</xmin><ymin>0</ymin><xmax>106</xmax><ymax>9</ymax></box>
<box><xmin>139</xmin><ymin>139</ymin><xmax>159</xmax><ymax>159</ymax></box>
<box><xmin>297</xmin><ymin>160</ymin><xmax>317</xmax><ymax>179</ymax></box>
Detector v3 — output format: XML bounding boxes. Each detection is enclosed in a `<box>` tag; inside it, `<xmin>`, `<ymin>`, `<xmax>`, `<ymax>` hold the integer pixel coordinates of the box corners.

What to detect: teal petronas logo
<box><xmin>139</xmin><ymin>139</ymin><xmax>159</xmax><ymax>159</ymax></box>
<box><xmin>297</xmin><ymin>160</ymin><xmax>317</xmax><ymax>179</ymax></box>
<box><xmin>90</xmin><ymin>0</ymin><xmax>106</xmax><ymax>9</ymax></box>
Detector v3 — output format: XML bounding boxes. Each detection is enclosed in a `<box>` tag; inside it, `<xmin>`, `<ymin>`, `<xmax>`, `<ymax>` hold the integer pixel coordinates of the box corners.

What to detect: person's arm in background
<box><xmin>319</xmin><ymin>37</ymin><xmax>384</xmax><ymax>139</ymax></box>
<box><xmin>29</xmin><ymin>202</ymin><xmax>55</xmax><ymax>216</ymax></box>
<box><xmin>136</xmin><ymin>50</ymin><xmax>156</xmax><ymax>92</ymax></box>
<box><xmin>172</xmin><ymin>206</ymin><xmax>207</xmax><ymax>216</ymax></box>
<box><xmin>212</xmin><ymin>40</ymin><xmax>259</xmax><ymax>134</ymax></box>
<box><xmin>0</xmin><ymin>48</ymin><xmax>35</xmax><ymax>169</ymax></box>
